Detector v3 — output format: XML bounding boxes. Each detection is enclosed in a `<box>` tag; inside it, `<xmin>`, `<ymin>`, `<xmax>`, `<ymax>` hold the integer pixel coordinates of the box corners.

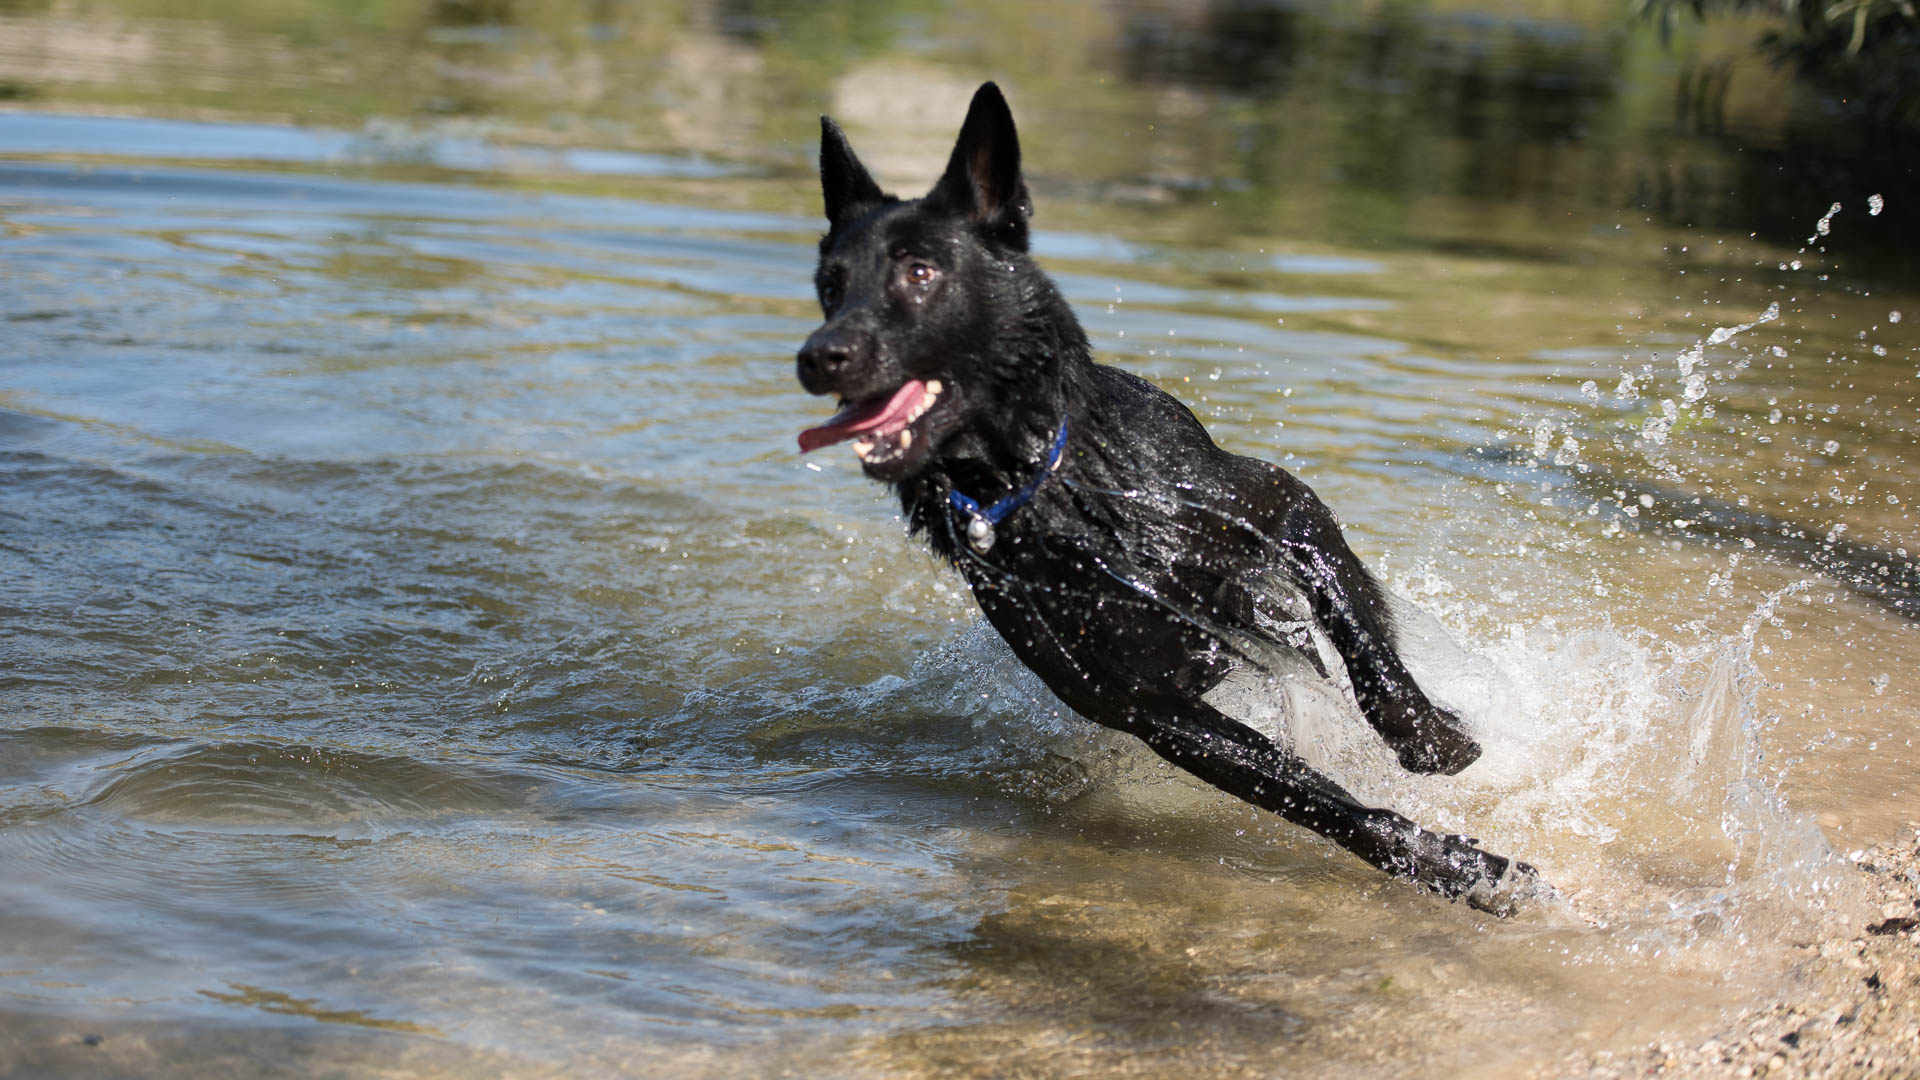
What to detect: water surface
<box><xmin>3</xmin><ymin>3</ymin><xmax>1918</xmax><ymax>1076</ymax></box>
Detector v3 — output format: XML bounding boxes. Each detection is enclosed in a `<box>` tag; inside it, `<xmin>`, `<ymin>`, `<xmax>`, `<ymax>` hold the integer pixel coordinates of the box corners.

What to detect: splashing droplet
<box><xmin>1641</xmin><ymin>400</ymin><xmax>1679</xmax><ymax>445</ymax></box>
<box><xmin>1808</xmin><ymin>201</ymin><xmax>1841</xmax><ymax>243</ymax></box>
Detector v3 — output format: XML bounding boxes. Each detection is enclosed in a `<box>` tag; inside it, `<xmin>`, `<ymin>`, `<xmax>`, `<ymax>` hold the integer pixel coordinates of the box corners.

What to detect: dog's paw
<box><xmin>1462</xmin><ymin>860</ymin><xmax>1557</xmax><ymax>918</ymax></box>
<box><xmin>1394</xmin><ymin>733</ymin><xmax>1482</xmax><ymax>775</ymax></box>
<box><xmin>1389</xmin><ymin>709</ymin><xmax>1482</xmax><ymax>775</ymax></box>
<box><xmin>1374</xmin><ymin>698</ymin><xmax>1482</xmax><ymax>775</ymax></box>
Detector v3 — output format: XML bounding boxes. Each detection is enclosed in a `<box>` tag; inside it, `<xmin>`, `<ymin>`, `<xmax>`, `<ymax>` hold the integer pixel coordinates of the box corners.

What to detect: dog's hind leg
<box><xmin>1138</xmin><ymin>700</ymin><xmax>1542</xmax><ymax>915</ymax></box>
<box><xmin>1269</xmin><ymin>499</ymin><xmax>1483</xmax><ymax>776</ymax></box>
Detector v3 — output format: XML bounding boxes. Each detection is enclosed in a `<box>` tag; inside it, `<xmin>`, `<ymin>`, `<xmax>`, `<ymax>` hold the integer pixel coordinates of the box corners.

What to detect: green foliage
<box><xmin>1632</xmin><ymin>0</ymin><xmax>1920</xmax><ymax>128</ymax></box>
<box><xmin>1633</xmin><ymin>0</ymin><xmax>1916</xmax><ymax>53</ymax></box>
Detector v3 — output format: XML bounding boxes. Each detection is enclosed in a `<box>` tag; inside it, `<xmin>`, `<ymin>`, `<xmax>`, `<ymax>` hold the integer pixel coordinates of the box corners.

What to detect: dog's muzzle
<box><xmin>796</xmin><ymin>323</ymin><xmax>874</xmax><ymax>396</ymax></box>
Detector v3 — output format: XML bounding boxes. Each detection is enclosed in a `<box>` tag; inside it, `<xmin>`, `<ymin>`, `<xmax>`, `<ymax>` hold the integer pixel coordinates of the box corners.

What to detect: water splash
<box><xmin>925</xmin><ymin>567</ymin><xmax>1868</xmax><ymax>947</ymax></box>
<box><xmin>1642</xmin><ymin>398</ymin><xmax>1680</xmax><ymax>445</ymax></box>
<box><xmin>1807</xmin><ymin>202</ymin><xmax>1843</xmax><ymax>244</ymax></box>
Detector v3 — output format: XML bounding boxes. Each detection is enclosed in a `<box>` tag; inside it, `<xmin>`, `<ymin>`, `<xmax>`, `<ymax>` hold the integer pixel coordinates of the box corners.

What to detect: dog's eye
<box><xmin>907</xmin><ymin>263</ymin><xmax>938</xmax><ymax>284</ymax></box>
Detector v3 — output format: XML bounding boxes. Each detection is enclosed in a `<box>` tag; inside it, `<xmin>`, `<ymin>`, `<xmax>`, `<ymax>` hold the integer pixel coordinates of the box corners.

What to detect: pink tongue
<box><xmin>798</xmin><ymin>380</ymin><xmax>927</xmax><ymax>453</ymax></box>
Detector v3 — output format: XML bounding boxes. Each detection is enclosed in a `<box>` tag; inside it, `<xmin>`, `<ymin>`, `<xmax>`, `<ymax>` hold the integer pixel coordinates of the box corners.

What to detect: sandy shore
<box><xmin>1554</xmin><ymin>831</ymin><xmax>1920</xmax><ymax>1079</ymax></box>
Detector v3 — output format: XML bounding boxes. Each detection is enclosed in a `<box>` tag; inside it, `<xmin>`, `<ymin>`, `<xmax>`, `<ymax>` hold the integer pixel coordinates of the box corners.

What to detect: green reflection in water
<box><xmin>2</xmin><ymin>0</ymin><xmax>1913</xmax><ymax>269</ymax></box>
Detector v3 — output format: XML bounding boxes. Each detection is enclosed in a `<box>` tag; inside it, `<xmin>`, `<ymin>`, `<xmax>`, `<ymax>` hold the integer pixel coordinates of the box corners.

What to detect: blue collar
<box><xmin>947</xmin><ymin>417</ymin><xmax>1069</xmax><ymax>554</ymax></box>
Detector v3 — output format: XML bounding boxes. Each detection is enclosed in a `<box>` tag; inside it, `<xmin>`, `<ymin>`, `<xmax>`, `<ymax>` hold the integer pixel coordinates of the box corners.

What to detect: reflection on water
<box><xmin>1</xmin><ymin>2</ymin><xmax>1918</xmax><ymax>1077</ymax></box>
<box><xmin>1</xmin><ymin>0</ymin><xmax>1914</xmax><ymax>265</ymax></box>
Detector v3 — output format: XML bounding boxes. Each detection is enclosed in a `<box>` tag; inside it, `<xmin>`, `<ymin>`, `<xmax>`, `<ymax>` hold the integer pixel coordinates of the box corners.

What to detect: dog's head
<box><xmin>796</xmin><ymin>82</ymin><xmax>1060</xmax><ymax>483</ymax></box>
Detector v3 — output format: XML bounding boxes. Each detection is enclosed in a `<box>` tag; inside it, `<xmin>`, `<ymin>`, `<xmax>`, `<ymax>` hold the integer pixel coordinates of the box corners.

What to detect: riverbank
<box><xmin>1563</xmin><ymin>830</ymin><xmax>1920</xmax><ymax>1078</ymax></box>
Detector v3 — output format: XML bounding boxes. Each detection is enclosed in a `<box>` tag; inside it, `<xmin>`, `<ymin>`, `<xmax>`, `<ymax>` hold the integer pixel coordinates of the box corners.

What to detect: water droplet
<box><xmin>1580</xmin><ymin>379</ymin><xmax>1599</xmax><ymax>402</ymax></box>
<box><xmin>1868</xmin><ymin>193</ymin><xmax>1885</xmax><ymax>216</ymax></box>
<box><xmin>1641</xmin><ymin>400</ymin><xmax>1678</xmax><ymax>444</ymax></box>
<box><xmin>1809</xmin><ymin>201</ymin><xmax>1841</xmax><ymax>243</ymax></box>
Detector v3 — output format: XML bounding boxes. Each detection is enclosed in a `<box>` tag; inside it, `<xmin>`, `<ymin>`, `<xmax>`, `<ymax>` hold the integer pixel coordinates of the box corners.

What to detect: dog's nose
<box><xmin>796</xmin><ymin>325</ymin><xmax>865</xmax><ymax>393</ymax></box>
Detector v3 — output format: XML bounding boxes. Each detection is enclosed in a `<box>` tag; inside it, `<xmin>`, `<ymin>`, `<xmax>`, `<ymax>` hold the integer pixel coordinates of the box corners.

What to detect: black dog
<box><xmin>795</xmin><ymin>83</ymin><xmax>1542</xmax><ymax>914</ymax></box>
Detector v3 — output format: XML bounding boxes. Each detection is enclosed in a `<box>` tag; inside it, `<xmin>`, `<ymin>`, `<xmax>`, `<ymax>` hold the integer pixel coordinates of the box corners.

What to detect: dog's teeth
<box><xmin>925</xmin><ymin>379</ymin><xmax>943</xmax><ymax>395</ymax></box>
<box><xmin>852</xmin><ymin>437</ymin><xmax>874</xmax><ymax>460</ymax></box>
<box><xmin>899</xmin><ymin>429</ymin><xmax>912</xmax><ymax>449</ymax></box>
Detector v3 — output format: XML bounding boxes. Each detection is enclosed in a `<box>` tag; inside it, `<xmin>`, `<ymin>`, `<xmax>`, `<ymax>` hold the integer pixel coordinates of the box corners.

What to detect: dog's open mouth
<box><xmin>798</xmin><ymin>379</ymin><xmax>943</xmax><ymax>464</ymax></box>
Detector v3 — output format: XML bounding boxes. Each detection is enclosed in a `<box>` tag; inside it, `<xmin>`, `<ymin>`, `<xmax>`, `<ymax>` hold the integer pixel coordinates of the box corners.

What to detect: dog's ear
<box><xmin>820</xmin><ymin>116</ymin><xmax>884</xmax><ymax>226</ymax></box>
<box><xmin>930</xmin><ymin>82</ymin><xmax>1032</xmax><ymax>247</ymax></box>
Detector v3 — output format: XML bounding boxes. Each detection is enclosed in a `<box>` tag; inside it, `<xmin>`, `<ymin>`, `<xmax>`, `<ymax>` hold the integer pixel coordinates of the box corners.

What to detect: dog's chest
<box><xmin>953</xmin><ymin>522</ymin><xmax>1225</xmax><ymax>694</ymax></box>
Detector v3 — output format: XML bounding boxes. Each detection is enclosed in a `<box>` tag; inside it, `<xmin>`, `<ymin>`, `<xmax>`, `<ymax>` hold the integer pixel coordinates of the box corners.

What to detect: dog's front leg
<box><xmin>1271</xmin><ymin>502</ymin><xmax>1483</xmax><ymax>776</ymax></box>
<box><xmin>1138</xmin><ymin>700</ymin><xmax>1540</xmax><ymax>915</ymax></box>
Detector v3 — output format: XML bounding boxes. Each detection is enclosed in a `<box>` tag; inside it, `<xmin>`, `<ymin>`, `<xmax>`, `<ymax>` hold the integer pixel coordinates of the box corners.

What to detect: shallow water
<box><xmin>4</xmin><ymin>3</ymin><xmax>1920</xmax><ymax>1077</ymax></box>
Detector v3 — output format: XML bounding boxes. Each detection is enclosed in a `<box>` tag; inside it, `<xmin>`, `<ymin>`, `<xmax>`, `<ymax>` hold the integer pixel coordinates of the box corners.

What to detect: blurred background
<box><xmin>1</xmin><ymin>0</ymin><xmax>1914</xmax><ymax>267</ymax></box>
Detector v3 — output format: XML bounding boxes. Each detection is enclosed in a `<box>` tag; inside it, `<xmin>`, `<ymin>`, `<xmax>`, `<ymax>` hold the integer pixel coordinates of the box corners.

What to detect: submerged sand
<box><xmin>1562</xmin><ymin>830</ymin><xmax>1920</xmax><ymax>1079</ymax></box>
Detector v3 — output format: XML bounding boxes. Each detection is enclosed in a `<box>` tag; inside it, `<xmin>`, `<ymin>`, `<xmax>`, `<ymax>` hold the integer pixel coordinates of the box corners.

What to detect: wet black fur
<box><xmin>797</xmin><ymin>83</ymin><xmax>1540</xmax><ymax>912</ymax></box>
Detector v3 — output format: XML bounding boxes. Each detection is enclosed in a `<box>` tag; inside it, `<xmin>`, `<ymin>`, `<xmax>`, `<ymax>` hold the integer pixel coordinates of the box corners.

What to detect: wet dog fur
<box><xmin>794</xmin><ymin>83</ymin><xmax>1541</xmax><ymax>914</ymax></box>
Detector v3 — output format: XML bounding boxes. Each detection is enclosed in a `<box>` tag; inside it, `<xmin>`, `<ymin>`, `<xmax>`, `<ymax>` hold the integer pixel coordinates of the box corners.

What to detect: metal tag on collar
<box><xmin>947</xmin><ymin>416</ymin><xmax>1067</xmax><ymax>557</ymax></box>
<box><xmin>965</xmin><ymin>514</ymin><xmax>995</xmax><ymax>553</ymax></box>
